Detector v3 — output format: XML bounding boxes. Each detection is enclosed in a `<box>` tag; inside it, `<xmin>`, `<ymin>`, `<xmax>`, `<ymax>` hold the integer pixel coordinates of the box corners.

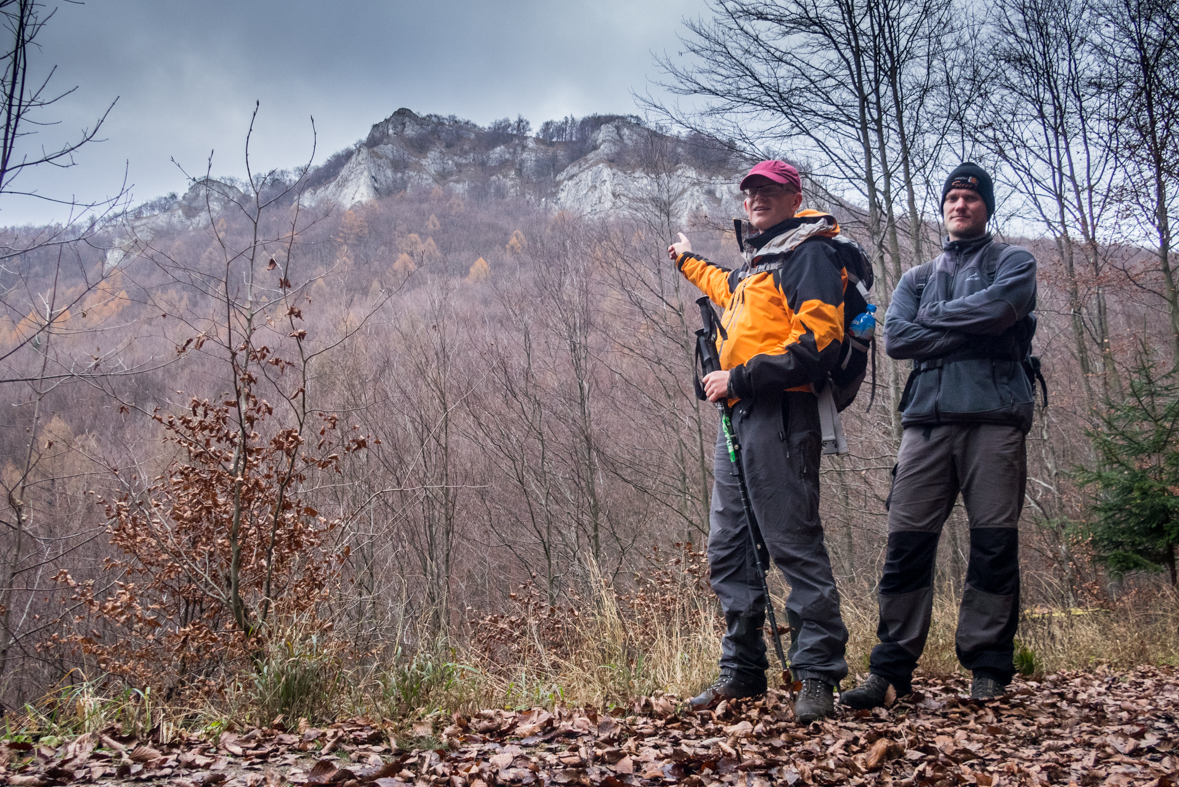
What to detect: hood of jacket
<box><xmin>739</xmin><ymin>210</ymin><xmax>841</xmax><ymax>264</ymax></box>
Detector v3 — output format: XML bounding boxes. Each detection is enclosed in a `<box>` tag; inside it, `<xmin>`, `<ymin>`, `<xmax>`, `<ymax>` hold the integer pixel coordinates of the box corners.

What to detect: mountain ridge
<box><xmin>128</xmin><ymin>108</ymin><xmax>745</xmax><ymax>226</ymax></box>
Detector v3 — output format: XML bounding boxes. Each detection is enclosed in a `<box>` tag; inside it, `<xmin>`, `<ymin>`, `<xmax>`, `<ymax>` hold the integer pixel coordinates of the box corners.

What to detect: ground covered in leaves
<box><xmin>3</xmin><ymin>666</ymin><xmax>1176</xmax><ymax>787</ymax></box>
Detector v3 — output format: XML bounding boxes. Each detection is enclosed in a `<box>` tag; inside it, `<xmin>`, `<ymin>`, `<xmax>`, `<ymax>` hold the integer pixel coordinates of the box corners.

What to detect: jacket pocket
<box><xmin>994</xmin><ymin>359</ymin><xmax>1033</xmax><ymax>407</ymax></box>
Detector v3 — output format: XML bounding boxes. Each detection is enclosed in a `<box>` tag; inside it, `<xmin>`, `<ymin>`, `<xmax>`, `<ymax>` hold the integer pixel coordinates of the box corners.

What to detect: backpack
<box><xmin>733</xmin><ymin>219</ymin><xmax>877</xmax><ymax>413</ymax></box>
<box><xmin>824</xmin><ymin>234</ymin><xmax>875</xmax><ymax>411</ymax></box>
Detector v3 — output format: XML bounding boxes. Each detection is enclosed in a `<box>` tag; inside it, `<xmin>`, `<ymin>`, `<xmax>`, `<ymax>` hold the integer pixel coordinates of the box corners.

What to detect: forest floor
<box><xmin>2</xmin><ymin>665</ymin><xmax>1176</xmax><ymax>787</ymax></box>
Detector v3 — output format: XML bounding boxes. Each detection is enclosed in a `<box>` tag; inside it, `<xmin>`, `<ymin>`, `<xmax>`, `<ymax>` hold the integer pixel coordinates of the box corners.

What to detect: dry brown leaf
<box><xmin>320</xmin><ymin>730</ymin><xmax>343</xmax><ymax>755</ymax></box>
<box><xmin>305</xmin><ymin>759</ymin><xmax>340</xmax><ymax>785</ymax></box>
<box><xmin>724</xmin><ymin>720</ymin><xmax>754</xmax><ymax>739</ymax></box>
<box><xmin>63</xmin><ymin>733</ymin><xmax>96</xmax><ymax>765</ymax></box>
<box><xmin>129</xmin><ymin>744</ymin><xmax>163</xmax><ymax>762</ymax></box>
<box><xmin>8</xmin><ymin>776</ymin><xmax>48</xmax><ymax>787</ymax></box>
<box><xmin>866</xmin><ymin>737</ymin><xmax>903</xmax><ymax>771</ymax></box>
<box><xmin>219</xmin><ymin>732</ymin><xmax>244</xmax><ymax>757</ymax></box>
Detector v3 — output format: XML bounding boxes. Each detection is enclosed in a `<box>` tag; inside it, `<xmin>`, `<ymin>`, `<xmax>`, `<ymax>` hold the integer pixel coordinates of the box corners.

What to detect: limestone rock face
<box><xmin>115</xmin><ymin>109</ymin><xmax>747</xmax><ymax>242</ymax></box>
<box><xmin>304</xmin><ymin>109</ymin><xmax>744</xmax><ymax>223</ymax></box>
<box><xmin>105</xmin><ymin>178</ymin><xmax>249</xmax><ymax>270</ymax></box>
<box><xmin>317</xmin><ymin>146</ymin><xmax>381</xmax><ymax>207</ymax></box>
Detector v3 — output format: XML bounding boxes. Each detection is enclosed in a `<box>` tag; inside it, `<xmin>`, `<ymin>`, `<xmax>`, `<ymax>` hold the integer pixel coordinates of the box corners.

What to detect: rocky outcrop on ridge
<box><xmin>103</xmin><ymin>109</ymin><xmax>746</xmax><ymax>269</ymax></box>
<box><xmin>305</xmin><ymin>108</ymin><xmax>744</xmax><ymax>222</ymax></box>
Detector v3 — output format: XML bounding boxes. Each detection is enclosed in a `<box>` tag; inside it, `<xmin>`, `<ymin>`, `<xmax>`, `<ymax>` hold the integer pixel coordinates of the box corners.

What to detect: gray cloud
<box><xmin>4</xmin><ymin>0</ymin><xmax>707</xmax><ymax>225</ymax></box>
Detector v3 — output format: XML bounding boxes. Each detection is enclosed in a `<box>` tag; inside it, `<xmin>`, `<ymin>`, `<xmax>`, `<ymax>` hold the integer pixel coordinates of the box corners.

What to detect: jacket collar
<box><xmin>942</xmin><ymin>232</ymin><xmax>993</xmax><ymax>255</ymax></box>
<box><xmin>739</xmin><ymin>210</ymin><xmax>840</xmax><ymax>265</ymax></box>
<box><xmin>746</xmin><ymin>216</ymin><xmax>804</xmax><ymax>250</ymax></box>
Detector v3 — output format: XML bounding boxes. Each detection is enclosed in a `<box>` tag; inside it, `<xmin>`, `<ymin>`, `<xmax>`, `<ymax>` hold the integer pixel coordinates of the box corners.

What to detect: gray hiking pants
<box><xmin>869</xmin><ymin>423</ymin><xmax>1025</xmax><ymax>691</ymax></box>
<box><xmin>708</xmin><ymin>391</ymin><xmax>849</xmax><ymax>685</ymax></box>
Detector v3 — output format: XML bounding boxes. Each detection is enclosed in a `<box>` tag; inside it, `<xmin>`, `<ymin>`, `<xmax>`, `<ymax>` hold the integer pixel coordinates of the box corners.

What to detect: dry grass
<box><xmin>1016</xmin><ymin>589</ymin><xmax>1179</xmax><ymax>673</ymax></box>
<box><xmin>9</xmin><ymin>562</ymin><xmax>1179</xmax><ymax>740</ymax></box>
<box><xmin>447</xmin><ymin>572</ymin><xmax>1179</xmax><ymax>711</ymax></box>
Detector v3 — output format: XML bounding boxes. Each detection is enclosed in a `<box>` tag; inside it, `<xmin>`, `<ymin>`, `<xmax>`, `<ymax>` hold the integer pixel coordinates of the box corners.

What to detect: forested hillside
<box><xmin>0</xmin><ymin>0</ymin><xmax>1176</xmax><ymax>746</ymax></box>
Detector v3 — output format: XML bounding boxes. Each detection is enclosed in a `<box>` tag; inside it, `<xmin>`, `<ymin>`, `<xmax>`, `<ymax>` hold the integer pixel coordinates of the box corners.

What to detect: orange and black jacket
<box><xmin>676</xmin><ymin>210</ymin><xmax>847</xmax><ymax>401</ymax></box>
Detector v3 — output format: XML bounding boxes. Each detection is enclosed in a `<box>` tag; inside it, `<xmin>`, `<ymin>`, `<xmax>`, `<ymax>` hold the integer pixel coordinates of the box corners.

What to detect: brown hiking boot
<box><xmin>687</xmin><ymin>670</ymin><xmax>767</xmax><ymax>710</ymax></box>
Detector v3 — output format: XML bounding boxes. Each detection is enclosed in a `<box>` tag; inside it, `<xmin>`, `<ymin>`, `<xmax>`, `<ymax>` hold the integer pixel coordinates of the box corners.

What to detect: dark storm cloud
<box><xmin>4</xmin><ymin>0</ymin><xmax>706</xmax><ymax>225</ymax></box>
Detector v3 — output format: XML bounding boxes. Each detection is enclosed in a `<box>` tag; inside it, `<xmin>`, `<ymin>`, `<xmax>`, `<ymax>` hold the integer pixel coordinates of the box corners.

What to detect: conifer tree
<box><xmin>1075</xmin><ymin>353</ymin><xmax>1179</xmax><ymax>585</ymax></box>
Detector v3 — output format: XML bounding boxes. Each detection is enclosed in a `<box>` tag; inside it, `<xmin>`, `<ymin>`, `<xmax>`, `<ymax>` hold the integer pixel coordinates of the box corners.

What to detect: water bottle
<box><xmin>849</xmin><ymin>304</ymin><xmax>877</xmax><ymax>340</ymax></box>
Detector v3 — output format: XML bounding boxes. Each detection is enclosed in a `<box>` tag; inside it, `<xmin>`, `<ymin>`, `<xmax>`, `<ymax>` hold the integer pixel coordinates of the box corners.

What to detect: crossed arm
<box><xmin>885</xmin><ymin>248</ymin><xmax>1036</xmax><ymax>361</ymax></box>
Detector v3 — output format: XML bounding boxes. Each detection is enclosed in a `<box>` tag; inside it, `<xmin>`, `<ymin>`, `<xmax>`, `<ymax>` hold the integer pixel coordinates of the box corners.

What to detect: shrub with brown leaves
<box><xmin>51</xmin><ymin>390</ymin><xmax>363</xmax><ymax>695</ymax></box>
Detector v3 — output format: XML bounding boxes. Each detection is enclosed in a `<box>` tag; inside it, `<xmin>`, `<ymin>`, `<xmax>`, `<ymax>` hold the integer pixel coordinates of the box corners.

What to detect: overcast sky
<box><xmin>3</xmin><ymin>0</ymin><xmax>709</xmax><ymax>227</ymax></box>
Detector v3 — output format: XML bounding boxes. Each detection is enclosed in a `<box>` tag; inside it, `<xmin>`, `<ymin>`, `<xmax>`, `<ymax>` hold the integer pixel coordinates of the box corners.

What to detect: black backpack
<box><xmin>734</xmin><ymin>220</ymin><xmax>877</xmax><ymax>412</ymax></box>
<box><xmin>824</xmin><ymin>234</ymin><xmax>875</xmax><ymax>411</ymax></box>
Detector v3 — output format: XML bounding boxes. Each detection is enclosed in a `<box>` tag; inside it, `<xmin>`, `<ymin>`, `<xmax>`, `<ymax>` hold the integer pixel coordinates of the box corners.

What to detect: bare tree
<box><xmin>0</xmin><ymin>0</ymin><xmax>140</xmax><ymax>704</ymax></box>
<box><xmin>0</xmin><ymin>0</ymin><xmax>134</xmax><ymax>378</ymax></box>
<box><xmin>467</xmin><ymin>310</ymin><xmax>570</xmax><ymax>606</ymax></box>
<box><xmin>46</xmin><ymin>109</ymin><xmax>387</xmax><ymax>696</ymax></box>
<box><xmin>1095</xmin><ymin>0</ymin><xmax>1179</xmax><ymax>363</ymax></box>
<box><xmin>609</xmin><ymin>128</ymin><xmax>726</xmax><ymax>540</ymax></box>
<box><xmin>647</xmin><ymin>0</ymin><xmax>970</xmax><ymax>439</ymax></box>
<box><xmin>978</xmin><ymin>0</ymin><xmax>1122</xmax><ymax>410</ymax></box>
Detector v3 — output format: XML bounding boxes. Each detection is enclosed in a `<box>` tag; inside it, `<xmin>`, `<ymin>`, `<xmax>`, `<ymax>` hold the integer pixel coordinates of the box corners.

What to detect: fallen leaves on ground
<box><xmin>2</xmin><ymin>665</ymin><xmax>1176</xmax><ymax>786</ymax></box>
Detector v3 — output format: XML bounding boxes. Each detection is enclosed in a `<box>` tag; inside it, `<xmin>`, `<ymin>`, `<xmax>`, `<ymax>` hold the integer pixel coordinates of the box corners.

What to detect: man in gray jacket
<box><xmin>841</xmin><ymin>162</ymin><xmax>1038</xmax><ymax>707</ymax></box>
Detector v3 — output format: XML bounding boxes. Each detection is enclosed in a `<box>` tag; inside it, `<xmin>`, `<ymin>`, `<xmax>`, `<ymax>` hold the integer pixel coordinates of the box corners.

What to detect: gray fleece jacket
<box><xmin>884</xmin><ymin>233</ymin><xmax>1038</xmax><ymax>433</ymax></box>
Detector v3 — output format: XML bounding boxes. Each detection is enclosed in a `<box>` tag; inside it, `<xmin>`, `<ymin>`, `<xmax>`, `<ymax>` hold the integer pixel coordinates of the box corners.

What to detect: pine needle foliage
<box><xmin>1074</xmin><ymin>354</ymin><xmax>1179</xmax><ymax>585</ymax></box>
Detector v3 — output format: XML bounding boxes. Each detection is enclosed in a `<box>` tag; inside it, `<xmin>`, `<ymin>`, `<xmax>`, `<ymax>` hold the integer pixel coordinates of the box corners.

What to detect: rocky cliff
<box><xmin>105</xmin><ymin>109</ymin><xmax>746</xmax><ymax>269</ymax></box>
<box><xmin>304</xmin><ymin>108</ymin><xmax>744</xmax><ymax>222</ymax></box>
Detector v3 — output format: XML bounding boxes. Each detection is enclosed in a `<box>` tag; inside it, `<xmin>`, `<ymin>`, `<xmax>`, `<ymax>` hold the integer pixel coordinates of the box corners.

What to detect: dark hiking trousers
<box><xmin>869</xmin><ymin>424</ymin><xmax>1025</xmax><ymax>692</ymax></box>
<box><xmin>708</xmin><ymin>391</ymin><xmax>849</xmax><ymax>685</ymax></box>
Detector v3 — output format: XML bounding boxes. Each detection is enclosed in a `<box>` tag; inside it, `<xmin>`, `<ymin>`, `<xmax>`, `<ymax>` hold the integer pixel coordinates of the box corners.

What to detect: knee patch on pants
<box><xmin>879</xmin><ymin>531</ymin><xmax>939</xmax><ymax>595</ymax></box>
<box><xmin>967</xmin><ymin>528</ymin><xmax>1019</xmax><ymax>595</ymax></box>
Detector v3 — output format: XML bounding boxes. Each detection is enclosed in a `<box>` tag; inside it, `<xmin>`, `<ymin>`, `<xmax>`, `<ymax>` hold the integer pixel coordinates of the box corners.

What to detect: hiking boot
<box><xmin>687</xmin><ymin>670</ymin><xmax>766</xmax><ymax>710</ymax></box>
<box><xmin>971</xmin><ymin>673</ymin><xmax>1006</xmax><ymax>700</ymax></box>
<box><xmin>793</xmin><ymin>678</ymin><xmax>835</xmax><ymax>722</ymax></box>
<box><xmin>839</xmin><ymin>673</ymin><xmax>892</xmax><ymax>710</ymax></box>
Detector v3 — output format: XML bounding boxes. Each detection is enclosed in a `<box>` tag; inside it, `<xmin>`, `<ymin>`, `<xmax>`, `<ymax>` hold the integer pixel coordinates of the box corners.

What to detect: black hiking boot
<box><xmin>970</xmin><ymin>673</ymin><xmax>1007</xmax><ymax>700</ymax></box>
<box><xmin>793</xmin><ymin>678</ymin><xmax>835</xmax><ymax>722</ymax></box>
<box><xmin>839</xmin><ymin>673</ymin><xmax>893</xmax><ymax>709</ymax></box>
<box><xmin>687</xmin><ymin>670</ymin><xmax>766</xmax><ymax>710</ymax></box>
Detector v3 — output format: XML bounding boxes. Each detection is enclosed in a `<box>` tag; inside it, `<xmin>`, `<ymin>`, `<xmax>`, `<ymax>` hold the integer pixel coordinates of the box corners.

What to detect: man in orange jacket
<box><xmin>669</xmin><ymin>160</ymin><xmax>849</xmax><ymax>721</ymax></box>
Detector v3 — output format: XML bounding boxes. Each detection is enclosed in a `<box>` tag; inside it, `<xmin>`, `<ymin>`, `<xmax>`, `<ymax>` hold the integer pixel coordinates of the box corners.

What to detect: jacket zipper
<box><xmin>934</xmin><ymin>247</ymin><xmax>965</xmax><ymax>421</ymax></box>
<box><xmin>720</xmin><ymin>283</ymin><xmax>749</xmax><ymax>360</ymax></box>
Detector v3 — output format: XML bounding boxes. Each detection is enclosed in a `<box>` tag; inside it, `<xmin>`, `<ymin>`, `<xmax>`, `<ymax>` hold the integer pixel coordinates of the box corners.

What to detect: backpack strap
<box><xmin>1026</xmin><ymin>355</ymin><xmax>1049</xmax><ymax>408</ymax></box>
<box><xmin>982</xmin><ymin>241</ymin><xmax>1048</xmax><ymax>408</ymax></box>
<box><xmin>981</xmin><ymin>241</ymin><xmax>1010</xmax><ymax>286</ymax></box>
<box><xmin>912</xmin><ymin>260</ymin><xmax>935</xmax><ymax>302</ymax></box>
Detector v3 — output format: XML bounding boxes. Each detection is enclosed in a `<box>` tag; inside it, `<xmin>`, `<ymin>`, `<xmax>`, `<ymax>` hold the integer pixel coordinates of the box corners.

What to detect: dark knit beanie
<box><xmin>942</xmin><ymin>162</ymin><xmax>995</xmax><ymax>218</ymax></box>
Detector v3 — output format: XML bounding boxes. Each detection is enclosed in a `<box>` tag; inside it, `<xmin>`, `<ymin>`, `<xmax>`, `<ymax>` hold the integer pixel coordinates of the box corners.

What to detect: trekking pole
<box><xmin>693</xmin><ymin>296</ymin><xmax>792</xmax><ymax>688</ymax></box>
